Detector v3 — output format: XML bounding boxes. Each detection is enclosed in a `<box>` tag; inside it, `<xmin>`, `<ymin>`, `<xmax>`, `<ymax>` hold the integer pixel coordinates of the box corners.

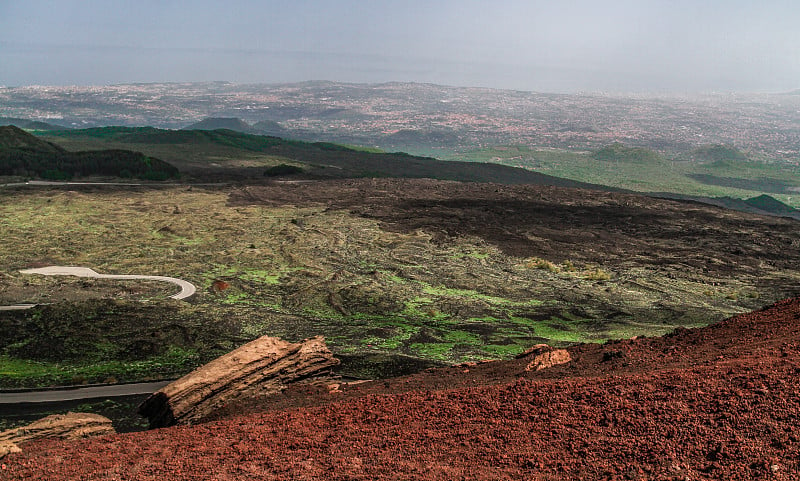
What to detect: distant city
<box><xmin>1</xmin><ymin>81</ymin><xmax>799</xmax><ymax>161</ymax></box>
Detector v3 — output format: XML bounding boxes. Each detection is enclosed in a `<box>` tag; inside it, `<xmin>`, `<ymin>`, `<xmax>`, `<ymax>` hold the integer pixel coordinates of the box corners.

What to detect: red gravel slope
<box><xmin>5</xmin><ymin>298</ymin><xmax>800</xmax><ymax>480</ymax></box>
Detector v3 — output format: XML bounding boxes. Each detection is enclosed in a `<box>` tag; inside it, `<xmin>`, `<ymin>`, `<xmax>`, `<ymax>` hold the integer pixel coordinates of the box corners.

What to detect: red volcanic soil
<box><xmin>5</xmin><ymin>298</ymin><xmax>800</xmax><ymax>480</ymax></box>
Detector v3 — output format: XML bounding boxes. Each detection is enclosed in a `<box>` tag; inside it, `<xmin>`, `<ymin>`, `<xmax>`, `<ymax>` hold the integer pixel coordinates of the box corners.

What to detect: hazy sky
<box><xmin>1</xmin><ymin>0</ymin><xmax>798</xmax><ymax>93</ymax></box>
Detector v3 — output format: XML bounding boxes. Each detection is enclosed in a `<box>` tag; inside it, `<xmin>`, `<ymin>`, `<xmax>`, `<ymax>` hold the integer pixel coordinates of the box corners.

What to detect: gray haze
<box><xmin>1</xmin><ymin>0</ymin><xmax>798</xmax><ymax>93</ymax></box>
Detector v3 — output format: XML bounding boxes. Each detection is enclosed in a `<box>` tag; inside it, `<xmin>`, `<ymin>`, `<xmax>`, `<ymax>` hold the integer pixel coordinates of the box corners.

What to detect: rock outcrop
<box><xmin>517</xmin><ymin>343</ymin><xmax>572</xmax><ymax>371</ymax></box>
<box><xmin>138</xmin><ymin>335</ymin><xmax>340</xmax><ymax>428</ymax></box>
<box><xmin>0</xmin><ymin>412</ymin><xmax>114</xmax><ymax>458</ymax></box>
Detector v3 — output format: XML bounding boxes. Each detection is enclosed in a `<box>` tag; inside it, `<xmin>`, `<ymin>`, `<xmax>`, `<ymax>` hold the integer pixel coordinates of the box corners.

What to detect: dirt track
<box><xmin>5</xmin><ymin>297</ymin><xmax>800</xmax><ymax>480</ymax></box>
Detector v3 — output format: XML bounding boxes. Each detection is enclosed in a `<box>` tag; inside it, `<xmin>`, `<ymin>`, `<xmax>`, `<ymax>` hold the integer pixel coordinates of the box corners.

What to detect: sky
<box><xmin>1</xmin><ymin>0</ymin><xmax>798</xmax><ymax>93</ymax></box>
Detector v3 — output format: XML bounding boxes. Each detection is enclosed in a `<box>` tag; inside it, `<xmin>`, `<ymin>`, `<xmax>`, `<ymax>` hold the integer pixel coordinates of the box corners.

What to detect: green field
<box><xmin>448</xmin><ymin>144</ymin><xmax>800</xmax><ymax>208</ymax></box>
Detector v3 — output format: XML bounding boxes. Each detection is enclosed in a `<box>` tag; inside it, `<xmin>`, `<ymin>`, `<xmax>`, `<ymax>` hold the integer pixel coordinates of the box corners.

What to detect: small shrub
<box><xmin>264</xmin><ymin>164</ymin><xmax>304</xmax><ymax>177</ymax></box>
<box><xmin>585</xmin><ymin>268</ymin><xmax>611</xmax><ymax>281</ymax></box>
<box><xmin>561</xmin><ymin>260</ymin><xmax>577</xmax><ymax>272</ymax></box>
<box><xmin>526</xmin><ymin>257</ymin><xmax>559</xmax><ymax>272</ymax></box>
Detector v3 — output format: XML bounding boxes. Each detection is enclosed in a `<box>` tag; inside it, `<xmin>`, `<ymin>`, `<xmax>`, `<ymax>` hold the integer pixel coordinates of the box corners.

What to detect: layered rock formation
<box><xmin>138</xmin><ymin>335</ymin><xmax>339</xmax><ymax>428</ymax></box>
<box><xmin>0</xmin><ymin>412</ymin><xmax>114</xmax><ymax>458</ymax></box>
<box><xmin>517</xmin><ymin>343</ymin><xmax>572</xmax><ymax>371</ymax></box>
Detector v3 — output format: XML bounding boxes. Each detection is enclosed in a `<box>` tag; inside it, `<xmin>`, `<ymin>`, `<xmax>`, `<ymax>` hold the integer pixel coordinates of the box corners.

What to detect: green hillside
<box><xmin>451</xmin><ymin>143</ymin><xmax>800</xmax><ymax>208</ymax></box>
<box><xmin>0</xmin><ymin>117</ymin><xmax>71</xmax><ymax>131</ymax></box>
<box><xmin>41</xmin><ymin>127</ymin><xmax>611</xmax><ymax>188</ymax></box>
<box><xmin>591</xmin><ymin>142</ymin><xmax>662</xmax><ymax>164</ymax></box>
<box><xmin>0</xmin><ymin>126</ymin><xmax>179</xmax><ymax>180</ymax></box>
<box><xmin>744</xmin><ymin>194</ymin><xmax>798</xmax><ymax>216</ymax></box>
<box><xmin>183</xmin><ymin>117</ymin><xmax>256</xmax><ymax>133</ymax></box>
<box><xmin>692</xmin><ymin>144</ymin><xmax>748</xmax><ymax>164</ymax></box>
<box><xmin>0</xmin><ymin>125</ymin><xmax>65</xmax><ymax>153</ymax></box>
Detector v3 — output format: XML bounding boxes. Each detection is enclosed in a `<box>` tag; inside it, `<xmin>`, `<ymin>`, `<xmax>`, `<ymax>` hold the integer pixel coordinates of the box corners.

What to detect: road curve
<box><xmin>0</xmin><ymin>304</ymin><xmax>37</xmax><ymax>311</ymax></box>
<box><xmin>18</xmin><ymin>266</ymin><xmax>196</xmax><ymax>300</ymax></box>
<box><xmin>0</xmin><ymin>381</ymin><xmax>171</xmax><ymax>404</ymax></box>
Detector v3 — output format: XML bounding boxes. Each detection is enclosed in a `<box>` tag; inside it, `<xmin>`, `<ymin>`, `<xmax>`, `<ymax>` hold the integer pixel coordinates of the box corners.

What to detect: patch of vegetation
<box><xmin>744</xmin><ymin>194</ymin><xmax>797</xmax><ymax>215</ymax></box>
<box><xmin>451</xmin><ymin>144</ymin><xmax>800</xmax><ymax>208</ymax></box>
<box><xmin>526</xmin><ymin>257</ymin><xmax>559</xmax><ymax>272</ymax></box>
<box><xmin>0</xmin><ymin>126</ymin><xmax>178</xmax><ymax>180</ymax></box>
<box><xmin>0</xmin><ymin>346</ymin><xmax>200</xmax><ymax>388</ymax></box>
<box><xmin>264</xmin><ymin>163</ymin><xmax>304</xmax><ymax>177</ymax></box>
<box><xmin>592</xmin><ymin>142</ymin><xmax>662</xmax><ymax>164</ymax></box>
<box><xmin>39</xmin><ymin>127</ymin><xmax>599</xmax><ymax>187</ymax></box>
<box><xmin>410</xmin><ymin>342</ymin><xmax>456</xmax><ymax>361</ymax></box>
<box><xmin>419</xmin><ymin>284</ymin><xmax>542</xmax><ymax>308</ymax></box>
<box><xmin>0</xmin><ymin>299</ymin><xmax>237</xmax><ymax>387</ymax></box>
<box><xmin>692</xmin><ymin>144</ymin><xmax>747</xmax><ymax>164</ymax></box>
<box><xmin>584</xmin><ymin>268</ymin><xmax>612</xmax><ymax>281</ymax></box>
<box><xmin>481</xmin><ymin>344</ymin><xmax>525</xmax><ymax>358</ymax></box>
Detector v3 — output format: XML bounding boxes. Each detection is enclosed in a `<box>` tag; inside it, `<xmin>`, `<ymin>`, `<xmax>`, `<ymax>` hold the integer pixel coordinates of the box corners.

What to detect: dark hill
<box><xmin>0</xmin><ymin>126</ymin><xmax>178</xmax><ymax>180</ymax></box>
<box><xmin>252</xmin><ymin>120</ymin><xmax>286</xmax><ymax>135</ymax></box>
<box><xmin>692</xmin><ymin>144</ymin><xmax>747</xmax><ymax>165</ymax></box>
<box><xmin>744</xmin><ymin>193</ymin><xmax>797</xmax><ymax>216</ymax></box>
<box><xmin>652</xmin><ymin>191</ymin><xmax>800</xmax><ymax>220</ymax></box>
<box><xmin>0</xmin><ymin>125</ymin><xmax>65</xmax><ymax>153</ymax></box>
<box><xmin>182</xmin><ymin>117</ymin><xmax>255</xmax><ymax>133</ymax></box>
<box><xmin>43</xmin><ymin>127</ymin><xmax>612</xmax><ymax>188</ymax></box>
<box><xmin>0</xmin><ymin>117</ymin><xmax>71</xmax><ymax>131</ymax></box>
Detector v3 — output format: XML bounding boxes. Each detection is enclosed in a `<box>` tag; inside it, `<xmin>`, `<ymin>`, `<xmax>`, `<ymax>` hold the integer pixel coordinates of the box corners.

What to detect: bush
<box><xmin>264</xmin><ymin>163</ymin><xmax>304</xmax><ymax>177</ymax></box>
<box><xmin>585</xmin><ymin>268</ymin><xmax>611</xmax><ymax>281</ymax></box>
<box><xmin>526</xmin><ymin>257</ymin><xmax>558</xmax><ymax>272</ymax></box>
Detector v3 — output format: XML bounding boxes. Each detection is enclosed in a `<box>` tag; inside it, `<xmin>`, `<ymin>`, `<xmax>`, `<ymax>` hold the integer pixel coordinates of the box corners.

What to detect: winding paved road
<box><xmin>18</xmin><ymin>266</ymin><xmax>196</xmax><ymax>300</ymax></box>
<box><xmin>0</xmin><ymin>266</ymin><xmax>197</xmax><ymax>310</ymax></box>
<box><xmin>0</xmin><ymin>381</ymin><xmax>171</xmax><ymax>404</ymax></box>
<box><xmin>0</xmin><ymin>267</ymin><xmax>194</xmax><ymax>401</ymax></box>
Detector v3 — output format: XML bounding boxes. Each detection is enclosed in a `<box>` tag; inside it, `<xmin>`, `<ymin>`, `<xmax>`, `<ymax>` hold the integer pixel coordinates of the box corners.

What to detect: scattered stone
<box><xmin>209</xmin><ymin>279</ymin><xmax>230</xmax><ymax>293</ymax></box>
<box><xmin>139</xmin><ymin>335</ymin><xmax>340</xmax><ymax>428</ymax></box>
<box><xmin>0</xmin><ymin>412</ymin><xmax>114</xmax><ymax>458</ymax></box>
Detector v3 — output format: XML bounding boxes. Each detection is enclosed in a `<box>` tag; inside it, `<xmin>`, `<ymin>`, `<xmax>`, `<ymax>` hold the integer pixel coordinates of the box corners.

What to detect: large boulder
<box><xmin>138</xmin><ymin>335</ymin><xmax>340</xmax><ymax>428</ymax></box>
<box><xmin>517</xmin><ymin>343</ymin><xmax>572</xmax><ymax>371</ymax></box>
<box><xmin>0</xmin><ymin>412</ymin><xmax>114</xmax><ymax>458</ymax></box>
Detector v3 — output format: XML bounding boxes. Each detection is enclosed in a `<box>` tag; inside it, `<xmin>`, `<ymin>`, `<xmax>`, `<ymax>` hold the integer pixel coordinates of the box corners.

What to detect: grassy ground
<box><xmin>449</xmin><ymin>145</ymin><xmax>800</xmax><ymax>207</ymax></box>
<box><xmin>0</xmin><ymin>185</ymin><xmax>790</xmax><ymax>387</ymax></box>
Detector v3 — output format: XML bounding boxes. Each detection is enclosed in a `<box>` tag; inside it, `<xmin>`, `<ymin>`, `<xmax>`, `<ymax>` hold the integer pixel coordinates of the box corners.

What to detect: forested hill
<box><xmin>42</xmin><ymin>126</ymin><xmax>611</xmax><ymax>188</ymax></box>
<box><xmin>0</xmin><ymin>125</ymin><xmax>179</xmax><ymax>180</ymax></box>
